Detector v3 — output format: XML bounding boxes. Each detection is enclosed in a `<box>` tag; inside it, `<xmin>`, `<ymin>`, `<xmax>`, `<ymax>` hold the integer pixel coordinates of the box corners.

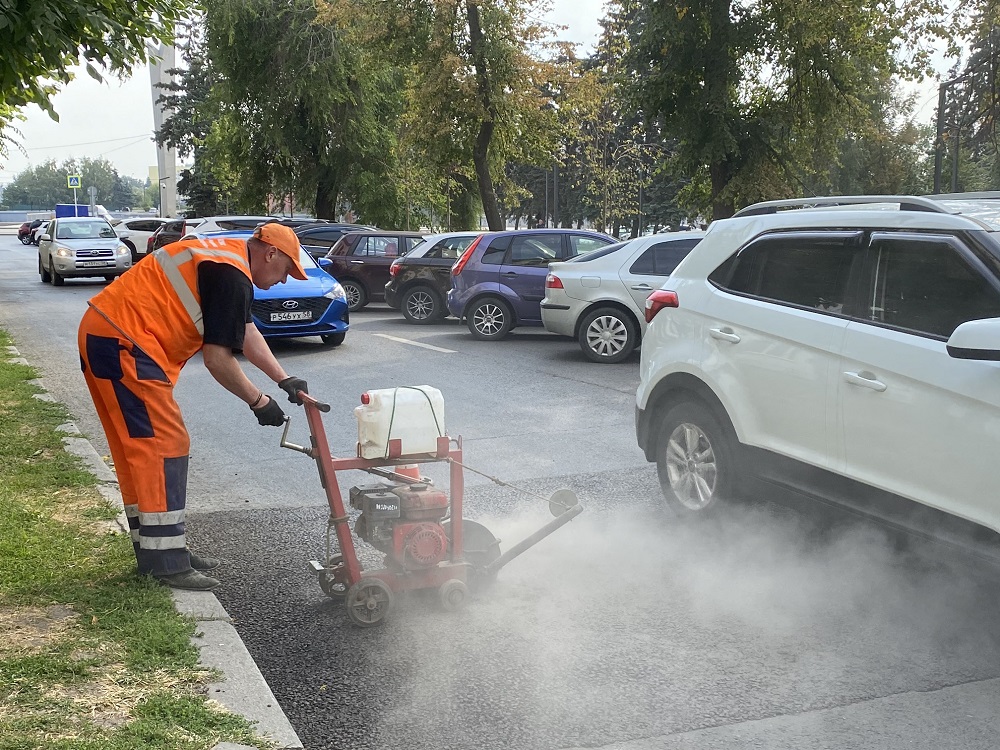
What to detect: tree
<box><xmin>629</xmin><ymin>0</ymin><xmax>916</xmax><ymax>219</ymax></box>
<box><xmin>1</xmin><ymin>157</ymin><xmax>133</xmax><ymax>209</ymax></box>
<box><xmin>196</xmin><ymin>0</ymin><xmax>401</xmax><ymax>220</ymax></box>
<box><xmin>355</xmin><ymin>0</ymin><xmax>564</xmax><ymax>230</ymax></box>
<box><xmin>0</xmin><ymin>0</ymin><xmax>187</xmax><ymax>151</ymax></box>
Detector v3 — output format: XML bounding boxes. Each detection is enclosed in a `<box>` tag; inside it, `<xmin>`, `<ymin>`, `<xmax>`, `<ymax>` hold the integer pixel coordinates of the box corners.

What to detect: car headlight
<box><xmin>325</xmin><ymin>283</ymin><xmax>346</xmax><ymax>300</ymax></box>
<box><xmin>54</xmin><ymin>245</ymin><xmax>73</xmax><ymax>258</ymax></box>
<box><xmin>116</xmin><ymin>244</ymin><xmax>130</xmax><ymax>257</ymax></box>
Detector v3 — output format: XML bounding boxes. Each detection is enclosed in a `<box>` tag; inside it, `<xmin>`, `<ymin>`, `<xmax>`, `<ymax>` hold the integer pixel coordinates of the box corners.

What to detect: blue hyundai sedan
<box><xmin>190</xmin><ymin>230</ymin><xmax>350</xmax><ymax>346</ymax></box>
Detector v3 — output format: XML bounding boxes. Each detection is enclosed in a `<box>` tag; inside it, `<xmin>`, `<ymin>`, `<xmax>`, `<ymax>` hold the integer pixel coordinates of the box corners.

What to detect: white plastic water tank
<box><xmin>355</xmin><ymin>385</ymin><xmax>446</xmax><ymax>459</ymax></box>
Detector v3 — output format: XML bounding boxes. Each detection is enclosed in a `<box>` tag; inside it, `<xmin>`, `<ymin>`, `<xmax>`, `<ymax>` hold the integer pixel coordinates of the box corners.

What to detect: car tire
<box><xmin>402</xmin><ymin>286</ymin><xmax>444</xmax><ymax>324</ymax></box>
<box><xmin>39</xmin><ymin>256</ymin><xmax>51</xmax><ymax>284</ymax></box>
<box><xmin>655</xmin><ymin>400</ymin><xmax>739</xmax><ymax>516</ymax></box>
<box><xmin>466</xmin><ymin>297</ymin><xmax>513</xmax><ymax>341</ymax></box>
<box><xmin>321</xmin><ymin>332</ymin><xmax>346</xmax><ymax>347</ymax></box>
<box><xmin>578</xmin><ymin>306</ymin><xmax>638</xmax><ymax>363</ymax></box>
<box><xmin>103</xmin><ymin>275</ymin><xmax>116</xmax><ymax>282</ymax></box>
<box><xmin>21</xmin><ymin>236</ymin><xmax>32</xmax><ymax>246</ymax></box>
<box><xmin>342</xmin><ymin>280</ymin><xmax>367</xmax><ymax>312</ymax></box>
<box><xmin>50</xmin><ymin>259</ymin><xmax>65</xmax><ymax>287</ymax></box>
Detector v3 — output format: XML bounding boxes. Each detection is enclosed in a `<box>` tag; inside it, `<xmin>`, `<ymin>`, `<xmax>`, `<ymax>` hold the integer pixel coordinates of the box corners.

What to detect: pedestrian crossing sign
<box><xmin>67</xmin><ymin>174</ymin><xmax>82</xmax><ymax>189</ymax></box>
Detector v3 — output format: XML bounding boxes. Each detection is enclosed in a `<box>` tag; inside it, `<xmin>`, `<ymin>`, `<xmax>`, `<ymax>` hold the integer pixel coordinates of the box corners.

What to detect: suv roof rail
<box><xmin>733</xmin><ymin>195</ymin><xmax>961</xmax><ymax>218</ymax></box>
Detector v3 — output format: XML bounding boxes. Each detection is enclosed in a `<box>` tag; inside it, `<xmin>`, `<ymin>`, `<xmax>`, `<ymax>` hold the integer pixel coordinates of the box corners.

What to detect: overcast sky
<box><xmin>2</xmin><ymin>1</ymin><xmax>944</xmax><ymax>185</ymax></box>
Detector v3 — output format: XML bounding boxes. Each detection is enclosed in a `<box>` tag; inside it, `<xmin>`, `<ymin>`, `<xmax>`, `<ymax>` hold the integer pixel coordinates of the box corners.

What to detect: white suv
<box><xmin>635</xmin><ymin>195</ymin><xmax>1000</xmax><ymax>540</ymax></box>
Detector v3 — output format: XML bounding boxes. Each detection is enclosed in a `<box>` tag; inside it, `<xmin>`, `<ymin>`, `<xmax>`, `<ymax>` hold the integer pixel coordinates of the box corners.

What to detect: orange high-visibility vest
<box><xmin>88</xmin><ymin>238</ymin><xmax>253</xmax><ymax>382</ymax></box>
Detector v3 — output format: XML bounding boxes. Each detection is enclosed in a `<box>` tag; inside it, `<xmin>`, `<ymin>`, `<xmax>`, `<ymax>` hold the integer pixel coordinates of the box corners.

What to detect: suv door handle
<box><xmin>843</xmin><ymin>371</ymin><xmax>887</xmax><ymax>392</ymax></box>
<box><xmin>630</xmin><ymin>283</ymin><xmax>653</xmax><ymax>291</ymax></box>
<box><xmin>350</xmin><ymin>260</ymin><xmax>365</xmax><ymax>265</ymax></box>
<box><xmin>709</xmin><ymin>327</ymin><xmax>741</xmax><ymax>344</ymax></box>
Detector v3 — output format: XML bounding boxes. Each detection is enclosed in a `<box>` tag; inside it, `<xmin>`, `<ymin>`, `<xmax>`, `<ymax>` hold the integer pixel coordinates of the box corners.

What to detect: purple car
<box><xmin>447</xmin><ymin>229</ymin><xmax>615</xmax><ymax>340</ymax></box>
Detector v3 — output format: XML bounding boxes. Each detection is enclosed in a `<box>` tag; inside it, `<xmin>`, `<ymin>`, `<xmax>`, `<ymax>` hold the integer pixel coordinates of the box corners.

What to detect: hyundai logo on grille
<box><xmin>282</xmin><ymin>300</ymin><xmax>299</xmax><ymax>310</ymax></box>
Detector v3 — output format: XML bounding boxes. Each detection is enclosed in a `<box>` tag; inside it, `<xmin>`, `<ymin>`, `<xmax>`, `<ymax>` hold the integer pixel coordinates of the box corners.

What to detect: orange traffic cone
<box><xmin>395</xmin><ymin>464</ymin><xmax>422</xmax><ymax>482</ymax></box>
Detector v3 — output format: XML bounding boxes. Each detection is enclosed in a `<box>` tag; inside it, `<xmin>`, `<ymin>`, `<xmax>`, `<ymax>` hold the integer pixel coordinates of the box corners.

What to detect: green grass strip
<box><xmin>0</xmin><ymin>330</ymin><xmax>268</xmax><ymax>750</ymax></box>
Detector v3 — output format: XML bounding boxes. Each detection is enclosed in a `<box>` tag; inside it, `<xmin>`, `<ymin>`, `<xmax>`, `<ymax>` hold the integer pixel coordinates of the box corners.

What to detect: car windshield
<box><xmin>299</xmin><ymin>247</ymin><xmax>319</xmax><ymax>269</ymax></box>
<box><xmin>56</xmin><ymin>220</ymin><xmax>116</xmax><ymax>240</ymax></box>
<box><xmin>566</xmin><ymin>241</ymin><xmax>629</xmax><ymax>262</ymax></box>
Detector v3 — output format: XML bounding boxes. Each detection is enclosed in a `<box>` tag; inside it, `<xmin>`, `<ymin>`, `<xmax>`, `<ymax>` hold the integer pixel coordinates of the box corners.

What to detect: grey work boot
<box><xmin>153</xmin><ymin>569</ymin><xmax>220</xmax><ymax>591</ymax></box>
<box><xmin>189</xmin><ymin>553</ymin><xmax>221</xmax><ymax>571</ymax></box>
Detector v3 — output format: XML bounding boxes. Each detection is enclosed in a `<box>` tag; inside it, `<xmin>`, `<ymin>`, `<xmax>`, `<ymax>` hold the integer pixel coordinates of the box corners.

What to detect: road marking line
<box><xmin>373</xmin><ymin>333</ymin><xmax>456</xmax><ymax>353</ymax></box>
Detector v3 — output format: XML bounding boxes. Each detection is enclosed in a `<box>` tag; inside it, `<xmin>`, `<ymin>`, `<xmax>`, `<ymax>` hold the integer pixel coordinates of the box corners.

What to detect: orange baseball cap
<box><xmin>252</xmin><ymin>223</ymin><xmax>308</xmax><ymax>280</ymax></box>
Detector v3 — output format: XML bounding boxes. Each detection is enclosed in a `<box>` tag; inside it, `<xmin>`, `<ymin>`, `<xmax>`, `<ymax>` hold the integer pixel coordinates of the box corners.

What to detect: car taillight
<box><xmin>545</xmin><ymin>273</ymin><xmax>563</xmax><ymax>289</ymax></box>
<box><xmin>644</xmin><ymin>290</ymin><xmax>679</xmax><ymax>323</ymax></box>
<box><xmin>451</xmin><ymin>235</ymin><xmax>483</xmax><ymax>276</ymax></box>
<box><xmin>147</xmin><ymin>236</ymin><xmax>154</xmax><ymax>252</ymax></box>
<box><xmin>389</xmin><ymin>260</ymin><xmax>401</xmax><ymax>277</ymax></box>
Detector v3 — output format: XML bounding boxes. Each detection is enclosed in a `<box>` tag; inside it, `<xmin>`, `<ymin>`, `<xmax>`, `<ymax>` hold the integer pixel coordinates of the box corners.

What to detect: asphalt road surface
<box><xmin>3</xmin><ymin>232</ymin><xmax>1000</xmax><ymax>750</ymax></box>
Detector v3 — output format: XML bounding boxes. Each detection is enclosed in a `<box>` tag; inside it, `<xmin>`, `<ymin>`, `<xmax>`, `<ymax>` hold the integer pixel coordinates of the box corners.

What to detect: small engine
<box><xmin>349</xmin><ymin>483</ymin><xmax>449</xmax><ymax>570</ymax></box>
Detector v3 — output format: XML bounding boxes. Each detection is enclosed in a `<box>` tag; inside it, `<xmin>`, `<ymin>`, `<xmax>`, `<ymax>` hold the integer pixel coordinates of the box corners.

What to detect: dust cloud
<box><xmin>365</xmin><ymin>489</ymin><xmax>1000</xmax><ymax>749</ymax></box>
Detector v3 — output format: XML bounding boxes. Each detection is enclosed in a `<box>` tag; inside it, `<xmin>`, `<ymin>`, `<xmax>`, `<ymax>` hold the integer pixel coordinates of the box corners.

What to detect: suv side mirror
<box><xmin>946</xmin><ymin>318</ymin><xmax>1000</xmax><ymax>361</ymax></box>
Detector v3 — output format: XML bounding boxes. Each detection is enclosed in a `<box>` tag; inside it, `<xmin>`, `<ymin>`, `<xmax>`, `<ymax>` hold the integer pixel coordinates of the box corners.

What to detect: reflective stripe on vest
<box><xmin>152</xmin><ymin>244</ymin><xmax>251</xmax><ymax>336</ymax></box>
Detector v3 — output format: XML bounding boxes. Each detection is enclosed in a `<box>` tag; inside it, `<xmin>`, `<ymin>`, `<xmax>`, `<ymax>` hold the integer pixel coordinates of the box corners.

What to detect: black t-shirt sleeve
<box><xmin>198</xmin><ymin>262</ymin><xmax>253</xmax><ymax>351</ymax></box>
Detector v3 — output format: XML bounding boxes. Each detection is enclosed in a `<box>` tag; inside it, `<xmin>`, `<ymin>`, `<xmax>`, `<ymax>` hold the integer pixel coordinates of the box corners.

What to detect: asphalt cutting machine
<box><xmin>280</xmin><ymin>387</ymin><xmax>583</xmax><ymax>628</ymax></box>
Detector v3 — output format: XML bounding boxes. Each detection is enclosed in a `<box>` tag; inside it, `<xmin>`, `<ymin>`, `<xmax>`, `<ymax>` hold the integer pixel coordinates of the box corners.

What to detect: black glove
<box><xmin>252</xmin><ymin>395</ymin><xmax>286</xmax><ymax>426</ymax></box>
<box><xmin>278</xmin><ymin>376</ymin><xmax>308</xmax><ymax>405</ymax></box>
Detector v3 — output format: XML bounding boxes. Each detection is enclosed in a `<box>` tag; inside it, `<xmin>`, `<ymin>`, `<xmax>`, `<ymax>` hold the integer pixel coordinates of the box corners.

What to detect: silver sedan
<box><xmin>38</xmin><ymin>217</ymin><xmax>133</xmax><ymax>286</ymax></box>
<box><xmin>541</xmin><ymin>232</ymin><xmax>704</xmax><ymax>363</ymax></box>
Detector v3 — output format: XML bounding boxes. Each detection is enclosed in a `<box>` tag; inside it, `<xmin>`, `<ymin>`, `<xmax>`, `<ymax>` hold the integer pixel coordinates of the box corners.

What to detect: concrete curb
<box><xmin>7</xmin><ymin>346</ymin><xmax>303</xmax><ymax>750</ymax></box>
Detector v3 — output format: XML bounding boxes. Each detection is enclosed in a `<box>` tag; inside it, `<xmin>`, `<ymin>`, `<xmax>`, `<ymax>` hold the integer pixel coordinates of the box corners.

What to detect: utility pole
<box><xmin>148</xmin><ymin>41</ymin><xmax>177</xmax><ymax>217</ymax></box>
<box><xmin>934</xmin><ymin>75</ymin><xmax>967</xmax><ymax>194</ymax></box>
<box><xmin>552</xmin><ymin>162</ymin><xmax>559</xmax><ymax>228</ymax></box>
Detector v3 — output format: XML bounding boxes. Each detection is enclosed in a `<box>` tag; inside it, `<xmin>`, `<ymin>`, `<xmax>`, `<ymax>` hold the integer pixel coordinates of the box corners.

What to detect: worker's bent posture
<box><xmin>78</xmin><ymin>222</ymin><xmax>310</xmax><ymax>590</ymax></box>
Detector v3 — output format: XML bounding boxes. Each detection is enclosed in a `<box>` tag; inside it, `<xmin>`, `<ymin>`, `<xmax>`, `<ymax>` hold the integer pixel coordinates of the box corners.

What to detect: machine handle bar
<box><xmin>298</xmin><ymin>392</ymin><xmax>331</xmax><ymax>412</ymax></box>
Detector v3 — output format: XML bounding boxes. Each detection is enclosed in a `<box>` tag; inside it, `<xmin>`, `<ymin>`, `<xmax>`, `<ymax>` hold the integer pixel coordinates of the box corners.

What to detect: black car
<box><xmin>149</xmin><ymin>218</ymin><xmax>202</xmax><ymax>252</ymax></box>
<box><xmin>323</xmin><ymin>230</ymin><xmax>427</xmax><ymax>311</ymax></box>
<box><xmin>384</xmin><ymin>231</ymin><xmax>482</xmax><ymax>323</ymax></box>
<box><xmin>296</xmin><ymin>223</ymin><xmax>376</xmax><ymax>260</ymax></box>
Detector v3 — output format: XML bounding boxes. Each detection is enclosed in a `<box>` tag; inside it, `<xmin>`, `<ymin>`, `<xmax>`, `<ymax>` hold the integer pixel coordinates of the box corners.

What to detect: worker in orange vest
<box><xmin>78</xmin><ymin>222</ymin><xmax>310</xmax><ymax>590</ymax></box>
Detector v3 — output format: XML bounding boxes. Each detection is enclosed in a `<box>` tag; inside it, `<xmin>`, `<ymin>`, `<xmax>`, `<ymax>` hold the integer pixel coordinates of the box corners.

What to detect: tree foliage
<box><xmin>1</xmin><ymin>158</ymin><xmax>143</xmax><ymax>210</ymax></box>
<box><xmin>0</xmin><ymin>0</ymin><xmax>188</xmax><ymax>153</ymax></box>
<box><xmin>629</xmin><ymin>0</ymin><xmax>921</xmax><ymax>218</ymax></box>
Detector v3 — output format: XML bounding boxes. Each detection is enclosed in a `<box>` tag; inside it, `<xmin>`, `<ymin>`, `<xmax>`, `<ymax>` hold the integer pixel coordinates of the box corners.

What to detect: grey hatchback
<box><xmin>447</xmin><ymin>229</ymin><xmax>615</xmax><ymax>339</ymax></box>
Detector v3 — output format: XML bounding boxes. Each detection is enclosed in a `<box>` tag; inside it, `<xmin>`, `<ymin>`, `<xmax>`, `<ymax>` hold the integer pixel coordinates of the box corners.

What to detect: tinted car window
<box><xmin>866</xmin><ymin>234</ymin><xmax>1000</xmax><ymax>338</ymax></box>
<box><xmin>404</xmin><ymin>237</ymin><xmax>422</xmax><ymax>252</ymax></box>
<box><xmin>717</xmin><ymin>232</ymin><xmax>861</xmax><ymax>314</ymax></box>
<box><xmin>508</xmin><ymin>235</ymin><xmax>564</xmax><ymax>267</ymax></box>
<box><xmin>482</xmin><ymin>236</ymin><xmax>510</xmax><ymax>265</ymax></box>
<box><xmin>218</xmin><ymin>218</ymin><xmax>269</xmax><ymax>230</ymax></box>
<box><xmin>569</xmin><ymin>235</ymin><xmax>611</xmax><ymax>257</ymax></box>
<box><xmin>630</xmin><ymin>239</ymin><xmax>701</xmax><ymax>275</ymax></box>
<box><xmin>299</xmin><ymin>229</ymin><xmax>343</xmax><ymax>249</ymax></box>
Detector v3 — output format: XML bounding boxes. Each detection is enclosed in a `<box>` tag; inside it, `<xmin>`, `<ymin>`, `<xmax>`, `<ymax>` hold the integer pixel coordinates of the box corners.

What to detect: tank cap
<box><xmin>361</xmin><ymin>392</ymin><xmax>371</xmax><ymax>405</ymax></box>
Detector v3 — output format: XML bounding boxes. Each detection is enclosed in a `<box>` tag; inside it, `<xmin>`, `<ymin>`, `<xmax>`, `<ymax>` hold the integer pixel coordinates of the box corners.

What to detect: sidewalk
<box><xmin>5</xmin><ymin>343</ymin><xmax>303</xmax><ymax>750</ymax></box>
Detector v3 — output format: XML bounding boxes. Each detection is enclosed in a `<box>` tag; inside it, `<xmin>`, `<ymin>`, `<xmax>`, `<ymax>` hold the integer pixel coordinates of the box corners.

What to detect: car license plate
<box><xmin>79</xmin><ymin>261</ymin><xmax>113</xmax><ymax>268</ymax></box>
<box><xmin>270</xmin><ymin>311</ymin><xmax>312</xmax><ymax>322</ymax></box>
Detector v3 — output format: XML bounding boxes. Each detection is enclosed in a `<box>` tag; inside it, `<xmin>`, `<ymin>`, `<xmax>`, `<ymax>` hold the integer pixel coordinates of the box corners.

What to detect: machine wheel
<box><xmin>50</xmin><ymin>259</ymin><xmax>65</xmax><ymax>287</ymax></box>
<box><xmin>439</xmin><ymin>579</ymin><xmax>468</xmax><ymax>612</ymax></box>
<box><xmin>578</xmin><ymin>306</ymin><xmax>638</xmax><ymax>363</ymax></box>
<box><xmin>321</xmin><ymin>332</ymin><xmax>346</xmax><ymax>347</ymax></box>
<box><xmin>20</xmin><ymin>236</ymin><xmax>32</xmax><ymax>245</ymax></box>
<box><xmin>39</xmin><ymin>256</ymin><xmax>51</xmax><ymax>283</ymax></box>
<box><xmin>655</xmin><ymin>400</ymin><xmax>739</xmax><ymax>516</ymax></box>
<box><xmin>318</xmin><ymin>554</ymin><xmax>348</xmax><ymax>599</ymax></box>
<box><xmin>345</xmin><ymin>578</ymin><xmax>393</xmax><ymax>627</ymax></box>
<box><xmin>342</xmin><ymin>280</ymin><xmax>367</xmax><ymax>312</ymax></box>
<box><xmin>402</xmin><ymin>286</ymin><xmax>444</xmax><ymax>324</ymax></box>
<box><xmin>442</xmin><ymin>519</ymin><xmax>501</xmax><ymax>589</ymax></box>
<box><xmin>466</xmin><ymin>297</ymin><xmax>513</xmax><ymax>341</ymax></box>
